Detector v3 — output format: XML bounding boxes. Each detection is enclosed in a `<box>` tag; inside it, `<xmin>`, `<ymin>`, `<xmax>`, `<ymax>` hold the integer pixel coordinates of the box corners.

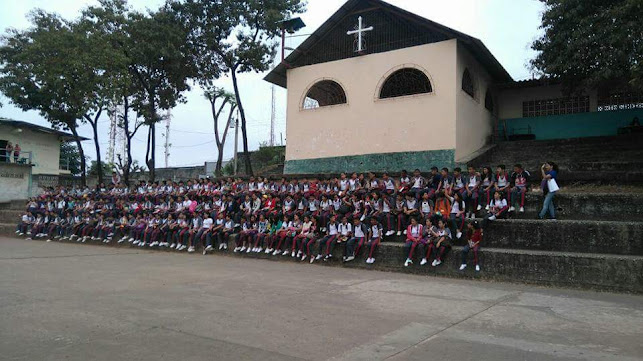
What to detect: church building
<box><xmin>265</xmin><ymin>0</ymin><xmax>643</xmax><ymax>174</ymax></box>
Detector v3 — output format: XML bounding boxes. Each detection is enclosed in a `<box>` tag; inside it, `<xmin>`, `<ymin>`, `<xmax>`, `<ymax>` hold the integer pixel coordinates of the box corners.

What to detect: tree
<box><xmin>170</xmin><ymin>0</ymin><xmax>306</xmax><ymax>175</ymax></box>
<box><xmin>60</xmin><ymin>142</ymin><xmax>83</xmax><ymax>176</ymax></box>
<box><xmin>205</xmin><ymin>87</ymin><xmax>237</xmax><ymax>176</ymax></box>
<box><xmin>88</xmin><ymin>160</ymin><xmax>114</xmax><ymax>179</ymax></box>
<box><xmin>83</xmin><ymin>0</ymin><xmax>197</xmax><ymax>182</ymax></box>
<box><xmin>0</xmin><ymin>11</ymin><xmax>90</xmax><ymax>185</ymax></box>
<box><xmin>531</xmin><ymin>0</ymin><xmax>643</xmax><ymax>92</ymax></box>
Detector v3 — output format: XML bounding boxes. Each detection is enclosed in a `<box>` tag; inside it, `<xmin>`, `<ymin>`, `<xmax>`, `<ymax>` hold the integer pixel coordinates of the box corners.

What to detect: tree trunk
<box><xmin>230</xmin><ymin>69</ymin><xmax>253</xmax><ymax>176</ymax></box>
<box><xmin>216</xmin><ymin>106</ymin><xmax>235</xmax><ymax>176</ymax></box>
<box><xmin>90</xmin><ymin>119</ymin><xmax>103</xmax><ymax>186</ymax></box>
<box><xmin>150</xmin><ymin>123</ymin><xmax>156</xmax><ymax>181</ymax></box>
<box><xmin>145</xmin><ymin>125</ymin><xmax>152</xmax><ymax>181</ymax></box>
<box><xmin>69</xmin><ymin>125</ymin><xmax>86</xmax><ymax>187</ymax></box>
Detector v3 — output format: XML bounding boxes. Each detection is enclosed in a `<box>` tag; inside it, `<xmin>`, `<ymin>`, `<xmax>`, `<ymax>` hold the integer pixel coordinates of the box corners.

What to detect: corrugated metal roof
<box><xmin>0</xmin><ymin>118</ymin><xmax>90</xmax><ymax>141</ymax></box>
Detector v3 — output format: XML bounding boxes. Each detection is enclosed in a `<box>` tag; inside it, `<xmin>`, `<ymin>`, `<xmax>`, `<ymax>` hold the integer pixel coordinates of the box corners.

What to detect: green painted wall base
<box><xmin>284</xmin><ymin>149</ymin><xmax>456</xmax><ymax>174</ymax></box>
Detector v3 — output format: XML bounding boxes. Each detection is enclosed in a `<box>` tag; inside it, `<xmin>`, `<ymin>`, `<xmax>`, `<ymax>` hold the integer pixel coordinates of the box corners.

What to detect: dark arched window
<box><xmin>462</xmin><ymin>68</ymin><xmax>475</xmax><ymax>98</ymax></box>
<box><xmin>485</xmin><ymin>89</ymin><xmax>494</xmax><ymax>112</ymax></box>
<box><xmin>379</xmin><ymin>68</ymin><xmax>432</xmax><ymax>99</ymax></box>
<box><xmin>303</xmin><ymin>80</ymin><xmax>347</xmax><ymax>109</ymax></box>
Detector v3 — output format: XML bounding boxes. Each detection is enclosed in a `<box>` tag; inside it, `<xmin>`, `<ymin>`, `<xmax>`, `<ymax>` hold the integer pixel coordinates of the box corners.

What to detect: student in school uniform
<box><xmin>294</xmin><ymin>215</ymin><xmax>314</xmax><ymax>259</ymax></box>
<box><xmin>418</xmin><ymin>192</ymin><xmax>434</xmax><ymax>225</ymax></box>
<box><xmin>16</xmin><ymin>211</ymin><xmax>34</xmax><ymax>236</ymax></box>
<box><xmin>510</xmin><ymin>164</ymin><xmax>530</xmax><ymax>213</ymax></box>
<box><xmin>427</xmin><ymin>219</ymin><xmax>452</xmax><ymax>267</ymax></box>
<box><xmin>302</xmin><ymin>218</ymin><xmax>319</xmax><ymax>262</ymax></box>
<box><xmin>426</xmin><ymin>167</ymin><xmax>442</xmax><ymax>200</ymax></box>
<box><xmin>344</xmin><ymin>218</ymin><xmax>367</xmax><ymax>262</ymax></box>
<box><xmin>365</xmin><ymin>217</ymin><xmax>383</xmax><ymax>264</ymax></box>
<box><xmin>174</xmin><ymin>213</ymin><xmax>190</xmax><ymax>251</ymax></box>
<box><xmin>217</xmin><ymin>215</ymin><xmax>235</xmax><ymax>251</ymax></box>
<box><xmin>398</xmin><ymin>194</ymin><xmax>419</xmax><ymax>236</ymax></box>
<box><xmin>409</xmin><ymin>169</ymin><xmax>427</xmax><ymax>200</ymax></box>
<box><xmin>437</xmin><ymin>168</ymin><xmax>453</xmax><ymax>197</ymax></box>
<box><xmin>460</xmin><ymin>221</ymin><xmax>482</xmax><ymax>272</ymax></box>
<box><xmin>282</xmin><ymin>214</ymin><xmax>302</xmax><ymax>256</ymax></box>
<box><xmin>494</xmin><ymin>165</ymin><xmax>511</xmax><ymax>206</ymax></box>
<box><xmin>313</xmin><ymin>214</ymin><xmax>338</xmax><ymax>263</ymax></box>
<box><xmin>482</xmin><ymin>191</ymin><xmax>509</xmax><ymax>228</ymax></box>
<box><xmin>398</xmin><ymin>170</ymin><xmax>411</xmax><ymax>194</ymax></box>
<box><xmin>252</xmin><ymin>214</ymin><xmax>270</xmax><ymax>253</ymax></box>
<box><xmin>234</xmin><ymin>217</ymin><xmax>251</xmax><ymax>253</ymax></box>
<box><xmin>271</xmin><ymin>215</ymin><xmax>292</xmax><ymax>256</ymax></box>
<box><xmin>464</xmin><ymin>166</ymin><xmax>481</xmax><ymax>219</ymax></box>
<box><xmin>263</xmin><ymin>215</ymin><xmax>282</xmax><ymax>254</ymax></box>
<box><xmin>380</xmin><ymin>193</ymin><xmax>396</xmax><ymax>236</ymax></box>
<box><xmin>449</xmin><ymin>192</ymin><xmax>466</xmax><ymax>239</ymax></box>
<box><xmin>325</xmin><ymin>216</ymin><xmax>351</xmax><ymax>261</ymax></box>
<box><xmin>478</xmin><ymin>167</ymin><xmax>495</xmax><ymax>212</ymax></box>
<box><xmin>403</xmin><ymin>217</ymin><xmax>424</xmax><ymax>267</ymax></box>
<box><xmin>204</xmin><ymin>212</ymin><xmax>225</xmax><ymax>253</ymax></box>
<box><xmin>381</xmin><ymin>172</ymin><xmax>396</xmax><ymax>196</ymax></box>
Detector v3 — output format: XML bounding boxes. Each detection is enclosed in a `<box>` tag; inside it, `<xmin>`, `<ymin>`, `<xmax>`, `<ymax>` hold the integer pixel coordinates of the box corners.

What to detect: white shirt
<box><xmin>202</xmin><ymin>218</ymin><xmax>213</xmax><ymax>229</ymax></box>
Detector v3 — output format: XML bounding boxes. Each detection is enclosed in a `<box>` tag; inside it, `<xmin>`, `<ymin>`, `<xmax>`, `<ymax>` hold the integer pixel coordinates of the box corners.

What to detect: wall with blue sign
<box><xmin>502</xmin><ymin>109</ymin><xmax>642</xmax><ymax>140</ymax></box>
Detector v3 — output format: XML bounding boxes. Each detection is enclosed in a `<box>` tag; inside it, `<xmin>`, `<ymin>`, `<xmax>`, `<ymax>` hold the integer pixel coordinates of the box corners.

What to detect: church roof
<box><xmin>265</xmin><ymin>0</ymin><xmax>513</xmax><ymax>88</ymax></box>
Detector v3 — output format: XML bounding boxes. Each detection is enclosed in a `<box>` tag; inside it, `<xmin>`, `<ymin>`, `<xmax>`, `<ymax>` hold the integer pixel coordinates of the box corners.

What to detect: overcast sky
<box><xmin>0</xmin><ymin>0</ymin><xmax>545</xmax><ymax>168</ymax></box>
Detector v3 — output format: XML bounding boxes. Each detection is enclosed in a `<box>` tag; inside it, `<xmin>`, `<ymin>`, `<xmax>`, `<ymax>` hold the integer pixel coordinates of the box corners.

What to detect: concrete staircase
<box><xmin>469</xmin><ymin>134</ymin><xmax>643</xmax><ymax>184</ymax></box>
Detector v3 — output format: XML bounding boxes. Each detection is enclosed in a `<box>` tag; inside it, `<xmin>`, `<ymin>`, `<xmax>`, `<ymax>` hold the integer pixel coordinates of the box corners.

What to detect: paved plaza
<box><xmin>1</xmin><ymin>236</ymin><xmax>641</xmax><ymax>361</ymax></box>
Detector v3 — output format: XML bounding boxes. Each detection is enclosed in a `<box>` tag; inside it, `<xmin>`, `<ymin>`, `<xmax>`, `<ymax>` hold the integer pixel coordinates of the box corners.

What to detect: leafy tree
<box><xmin>531</xmin><ymin>0</ymin><xmax>643</xmax><ymax>92</ymax></box>
<box><xmin>88</xmin><ymin>160</ymin><xmax>114</xmax><ymax>179</ymax></box>
<box><xmin>169</xmin><ymin>0</ymin><xmax>306</xmax><ymax>175</ymax></box>
<box><xmin>205</xmin><ymin>87</ymin><xmax>237</xmax><ymax>176</ymax></box>
<box><xmin>60</xmin><ymin>142</ymin><xmax>83</xmax><ymax>176</ymax></box>
<box><xmin>0</xmin><ymin>11</ymin><xmax>90</xmax><ymax>185</ymax></box>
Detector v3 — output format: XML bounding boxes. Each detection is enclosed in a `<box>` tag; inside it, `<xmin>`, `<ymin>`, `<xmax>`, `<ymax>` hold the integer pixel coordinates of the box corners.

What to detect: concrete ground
<box><xmin>1</xmin><ymin>237</ymin><xmax>642</xmax><ymax>361</ymax></box>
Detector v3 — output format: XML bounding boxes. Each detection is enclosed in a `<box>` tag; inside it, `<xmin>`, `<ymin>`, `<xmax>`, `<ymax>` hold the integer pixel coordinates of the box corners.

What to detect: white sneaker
<box><xmin>297</xmin><ymin>250</ymin><xmax>302</xmax><ymax>257</ymax></box>
<box><xmin>431</xmin><ymin>259</ymin><xmax>438</xmax><ymax>267</ymax></box>
<box><xmin>82</xmin><ymin>237</ymin><xmax>87</xmax><ymax>243</ymax></box>
<box><xmin>509</xmin><ymin>206</ymin><xmax>515</xmax><ymax>212</ymax></box>
<box><xmin>301</xmin><ymin>255</ymin><xmax>307</xmax><ymax>261</ymax></box>
<box><xmin>188</xmin><ymin>246</ymin><xmax>195</xmax><ymax>253</ymax></box>
<box><xmin>223</xmin><ymin>244</ymin><xmax>228</xmax><ymax>250</ymax></box>
<box><xmin>404</xmin><ymin>259</ymin><xmax>412</xmax><ymax>267</ymax></box>
<box><xmin>180</xmin><ymin>245</ymin><xmax>187</xmax><ymax>251</ymax></box>
<box><xmin>205</xmin><ymin>245</ymin><xmax>213</xmax><ymax>251</ymax></box>
<box><xmin>291</xmin><ymin>251</ymin><xmax>296</xmax><ymax>258</ymax></box>
<box><xmin>151</xmin><ymin>241</ymin><xmax>159</xmax><ymax>247</ymax></box>
<box><xmin>345</xmin><ymin>256</ymin><xmax>355</xmax><ymax>262</ymax></box>
<box><xmin>54</xmin><ymin>235</ymin><xmax>60</xmax><ymax>239</ymax></box>
<box><xmin>485</xmin><ymin>205</ymin><xmax>490</xmax><ymax>211</ymax></box>
<box><xmin>240</xmin><ymin>246</ymin><xmax>246</xmax><ymax>252</ymax></box>
<box><xmin>477</xmin><ymin>205</ymin><xmax>482</xmax><ymax>211</ymax></box>
<box><xmin>435</xmin><ymin>260</ymin><xmax>442</xmax><ymax>266</ymax></box>
<box><xmin>519</xmin><ymin>206</ymin><xmax>524</xmax><ymax>213</ymax></box>
<box><xmin>488</xmin><ymin>215</ymin><xmax>496</xmax><ymax>221</ymax></box>
<box><xmin>273</xmin><ymin>250</ymin><xmax>280</xmax><ymax>256</ymax></box>
<box><xmin>420</xmin><ymin>258</ymin><xmax>427</xmax><ymax>266</ymax></box>
<box><xmin>170</xmin><ymin>243</ymin><xmax>176</xmax><ymax>249</ymax></box>
<box><xmin>265</xmin><ymin>249</ymin><xmax>272</xmax><ymax>254</ymax></box>
<box><xmin>403</xmin><ymin>230</ymin><xmax>407</xmax><ymax>235</ymax></box>
<box><xmin>282</xmin><ymin>250</ymin><xmax>289</xmax><ymax>256</ymax></box>
<box><xmin>118</xmin><ymin>238</ymin><xmax>125</xmax><ymax>244</ymax></box>
<box><xmin>133</xmin><ymin>240</ymin><xmax>140</xmax><ymax>245</ymax></box>
<box><xmin>459</xmin><ymin>264</ymin><xmax>467</xmax><ymax>271</ymax></box>
<box><xmin>246</xmin><ymin>247</ymin><xmax>251</xmax><ymax>253</ymax></box>
<box><xmin>233</xmin><ymin>247</ymin><xmax>240</xmax><ymax>253</ymax></box>
<box><xmin>25</xmin><ymin>237</ymin><xmax>32</xmax><ymax>240</ymax></box>
<box><xmin>15</xmin><ymin>230</ymin><xmax>20</xmax><ymax>234</ymax></box>
<box><xmin>310</xmin><ymin>256</ymin><xmax>315</xmax><ymax>264</ymax></box>
<box><xmin>46</xmin><ymin>239</ymin><xmax>51</xmax><ymax>242</ymax></box>
<box><xmin>475</xmin><ymin>265</ymin><xmax>481</xmax><ymax>272</ymax></box>
<box><xmin>397</xmin><ymin>231</ymin><xmax>401</xmax><ymax>236</ymax></box>
<box><xmin>219</xmin><ymin>243</ymin><xmax>225</xmax><ymax>250</ymax></box>
<box><xmin>369</xmin><ymin>258</ymin><xmax>375</xmax><ymax>264</ymax></box>
<box><xmin>315</xmin><ymin>255</ymin><xmax>322</xmax><ymax>260</ymax></box>
<box><xmin>456</xmin><ymin>231</ymin><xmax>462</xmax><ymax>239</ymax></box>
<box><xmin>19</xmin><ymin>232</ymin><xmax>24</xmax><ymax>236</ymax></box>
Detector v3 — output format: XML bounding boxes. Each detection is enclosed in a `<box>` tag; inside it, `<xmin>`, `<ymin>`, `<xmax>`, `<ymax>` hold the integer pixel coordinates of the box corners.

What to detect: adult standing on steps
<box><xmin>539</xmin><ymin>161</ymin><xmax>559</xmax><ymax>220</ymax></box>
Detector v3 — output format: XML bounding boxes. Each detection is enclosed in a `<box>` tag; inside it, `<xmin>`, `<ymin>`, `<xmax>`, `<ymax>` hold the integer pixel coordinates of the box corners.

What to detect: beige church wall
<box><xmin>0</xmin><ymin>125</ymin><xmax>63</xmax><ymax>175</ymax></box>
<box><xmin>454</xmin><ymin>42</ymin><xmax>495</xmax><ymax>162</ymax></box>
<box><xmin>498</xmin><ymin>84</ymin><xmax>598</xmax><ymax>120</ymax></box>
<box><xmin>284</xmin><ymin>39</ymin><xmax>458</xmax><ymax>164</ymax></box>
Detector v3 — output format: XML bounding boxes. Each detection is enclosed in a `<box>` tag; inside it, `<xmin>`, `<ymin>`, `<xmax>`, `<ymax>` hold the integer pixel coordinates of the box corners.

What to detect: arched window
<box><xmin>462</xmin><ymin>68</ymin><xmax>475</xmax><ymax>99</ymax></box>
<box><xmin>485</xmin><ymin>89</ymin><xmax>494</xmax><ymax>112</ymax></box>
<box><xmin>379</xmin><ymin>68</ymin><xmax>432</xmax><ymax>99</ymax></box>
<box><xmin>303</xmin><ymin>80</ymin><xmax>347</xmax><ymax>109</ymax></box>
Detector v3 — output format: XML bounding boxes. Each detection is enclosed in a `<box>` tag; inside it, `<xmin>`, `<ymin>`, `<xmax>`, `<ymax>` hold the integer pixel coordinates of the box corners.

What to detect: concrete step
<box><xmin>6</xmin><ymin>235</ymin><xmax>642</xmax><ymax>294</ymax></box>
<box><xmin>0</xmin><ymin>210</ymin><xmax>23</xmax><ymax>223</ymax></box>
<box><xmin>483</xmin><ymin>219</ymin><xmax>643</xmax><ymax>256</ymax></box>
<box><xmin>0</xmin><ymin>200</ymin><xmax>27</xmax><ymax>210</ymax></box>
<box><xmin>519</xmin><ymin>193</ymin><xmax>643</xmax><ymax>221</ymax></box>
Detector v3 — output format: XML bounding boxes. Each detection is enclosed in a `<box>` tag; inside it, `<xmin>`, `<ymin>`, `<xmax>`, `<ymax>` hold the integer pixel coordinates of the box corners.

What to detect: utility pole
<box><xmin>164</xmin><ymin>110</ymin><xmax>171</xmax><ymax>168</ymax></box>
<box><xmin>233</xmin><ymin>110</ymin><xmax>239</xmax><ymax>175</ymax></box>
<box><xmin>270</xmin><ymin>85</ymin><xmax>276</xmax><ymax>146</ymax></box>
<box><xmin>107</xmin><ymin>104</ymin><xmax>117</xmax><ymax>164</ymax></box>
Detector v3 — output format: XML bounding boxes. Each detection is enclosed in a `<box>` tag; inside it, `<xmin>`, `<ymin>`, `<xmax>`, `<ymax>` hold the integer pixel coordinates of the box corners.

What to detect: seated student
<box><xmin>186</xmin><ymin>212</ymin><xmax>204</xmax><ymax>253</ymax></box>
<box><xmin>60</xmin><ymin>212</ymin><xmax>74</xmax><ymax>240</ymax></box>
<box><xmin>398</xmin><ymin>170</ymin><xmax>411</xmax><ymax>194</ymax></box>
<box><xmin>398</xmin><ymin>194</ymin><xmax>419</xmax><ymax>236</ymax></box>
<box><xmin>409</xmin><ymin>169</ymin><xmax>427</xmax><ymax>200</ymax></box>
<box><xmin>449</xmin><ymin>192</ymin><xmax>466</xmax><ymax>239</ymax></box>
<box><xmin>426</xmin><ymin>167</ymin><xmax>442</xmax><ymax>200</ymax></box>
<box><xmin>418</xmin><ymin>192</ymin><xmax>434</xmax><ymax>225</ymax></box>
<box><xmin>313</xmin><ymin>214</ymin><xmax>338</xmax><ymax>263</ymax></box>
<box><xmin>282</xmin><ymin>214</ymin><xmax>302</xmax><ymax>257</ymax></box>
<box><xmin>172</xmin><ymin>214</ymin><xmax>188</xmax><ymax>250</ymax></box>
<box><xmin>419</xmin><ymin>217</ymin><xmax>439</xmax><ymax>266</ymax></box>
<box><xmin>403</xmin><ymin>217</ymin><xmax>424</xmax><ymax>267</ymax></box>
<box><xmin>381</xmin><ymin>172</ymin><xmax>396</xmax><ymax>195</ymax></box>
<box><xmin>437</xmin><ymin>168</ymin><xmax>453</xmax><ymax>197</ymax></box>
<box><xmin>365</xmin><ymin>217</ymin><xmax>383</xmax><ymax>264</ymax></box>
<box><xmin>427</xmin><ymin>219</ymin><xmax>452</xmax><ymax>267</ymax></box>
<box><xmin>45</xmin><ymin>213</ymin><xmax>62</xmax><ymax>242</ymax></box>
<box><xmin>482</xmin><ymin>191</ymin><xmax>509</xmax><ymax>228</ymax></box>
<box><xmin>162</xmin><ymin>214</ymin><xmax>177</xmax><ymax>247</ymax></box>
<box><xmin>464</xmin><ymin>166</ymin><xmax>480</xmax><ymax>219</ymax></box>
<box><xmin>217</xmin><ymin>214</ymin><xmax>235</xmax><ymax>251</ymax></box>
<box><xmin>252</xmin><ymin>214</ymin><xmax>270</xmax><ymax>253</ymax></box>
<box><xmin>100</xmin><ymin>216</ymin><xmax>116</xmax><ymax>243</ymax></box>
<box><xmin>460</xmin><ymin>221</ymin><xmax>482</xmax><ymax>272</ymax></box>
<box><xmin>26</xmin><ymin>213</ymin><xmax>43</xmax><ymax>240</ymax></box>
<box><xmin>15</xmin><ymin>211</ymin><xmax>34</xmax><ymax>236</ymax></box>
<box><xmin>478</xmin><ymin>167</ymin><xmax>495</xmax><ymax>212</ymax></box>
<box><xmin>510</xmin><ymin>164</ymin><xmax>530</xmax><ymax>213</ymax></box>
<box><xmin>344</xmin><ymin>218</ymin><xmax>367</xmax><ymax>262</ymax></box>
<box><xmin>271</xmin><ymin>215</ymin><xmax>292</xmax><ymax>256</ymax></box>
<box><xmin>317</xmin><ymin>194</ymin><xmax>332</xmax><ymax>231</ymax></box>
<box><xmin>203</xmin><ymin>212</ymin><xmax>224</xmax><ymax>253</ymax></box>
<box><xmin>380</xmin><ymin>193</ymin><xmax>396</xmax><ymax>236</ymax></box>
<box><xmin>325</xmin><ymin>216</ymin><xmax>351</xmax><ymax>261</ymax></box>
<box><xmin>494</xmin><ymin>164</ymin><xmax>511</xmax><ymax>207</ymax></box>
<box><xmin>295</xmin><ymin>215</ymin><xmax>314</xmax><ymax>260</ymax></box>
<box><xmin>264</xmin><ymin>215</ymin><xmax>282</xmax><ymax>254</ymax></box>
<box><xmin>302</xmin><ymin>218</ymin><xmax>319</xmax><ymax>262</ymax></box>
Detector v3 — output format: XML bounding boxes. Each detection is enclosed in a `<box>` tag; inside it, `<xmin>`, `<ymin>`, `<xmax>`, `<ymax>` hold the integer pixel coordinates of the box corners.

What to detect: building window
<box><xmin>485</xmin><ymin>90</ymin><xmax>494</xmax><ymax>112</ymax></box>
<box><xmin>379</xmin><ymin>68</ymin><xmax>432</xmax><ymax>99</ymax></box>
<box><xmin>303</xmin><ymin>80</ymin><xmax>347</xmax><ymax>109</ymax></box>
<box><xmin>522</xmin><ymin>96</ymin><xmax>590</xmax><ymax>117</ymax></box>
<box><xmin>462</xmin><ymin>68</ymin><xmax>475</xmax><ymax>98</ymax></box>
<box><xmin>597</xmin><ymin>92</ymin><xmax>643</xmax><ymax>111</ymax></box>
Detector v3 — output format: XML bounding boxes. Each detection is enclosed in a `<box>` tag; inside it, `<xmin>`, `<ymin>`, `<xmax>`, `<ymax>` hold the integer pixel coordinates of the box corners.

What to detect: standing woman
<box><xmin>539</xmin><ymin>161</ymin><xmax>559</xmax><ymax>220</ymax></box>
<box><xmin>5</xmin><ymin>142</ymin><xmax>13</xmax><ymax>163</ymax></box>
